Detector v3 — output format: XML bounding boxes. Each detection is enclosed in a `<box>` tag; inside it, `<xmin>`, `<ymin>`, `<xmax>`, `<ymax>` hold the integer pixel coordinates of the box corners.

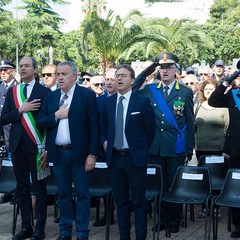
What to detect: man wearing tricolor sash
<box><xmin>133</xmin><ymin>51</ymin><xmax>195</xmax><ymax>234</ymax></box>
<box><xmin>209</xmin><ymin>67</ymin><xmax>240</xmax><ymax>239</ymax></box>
<box><xmin>1</xmin><ymin>57</ymin><xmax>51</xmax><ymax>240</ymax></box>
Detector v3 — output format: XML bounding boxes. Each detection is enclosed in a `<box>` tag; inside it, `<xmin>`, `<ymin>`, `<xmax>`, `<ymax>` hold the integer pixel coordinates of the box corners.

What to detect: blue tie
<box><xmin>114</xmin><ymin>96</ymin><xmax>124</xmax><ymax>149</ymax></box>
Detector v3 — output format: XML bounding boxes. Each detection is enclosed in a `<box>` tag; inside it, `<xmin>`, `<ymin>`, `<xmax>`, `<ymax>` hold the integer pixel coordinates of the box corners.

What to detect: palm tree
<box><xmin>82</xmin><ymin>10</ymin><xmax>147</xmax><ymax>74</ymax></box>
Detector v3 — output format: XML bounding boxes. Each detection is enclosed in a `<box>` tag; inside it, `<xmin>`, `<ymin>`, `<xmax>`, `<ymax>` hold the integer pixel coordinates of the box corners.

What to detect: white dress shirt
<box><xmin>55</xmin><ymin>84</ymin><xmax>76</xmax><ymax>145</ymax></box>
<box><xmin>23</xmin><ymin>79</ymin><xmax>35</xmax><ymax>98</ymax></box>
<box><xmin>115</xmin><ymin>90</ymin><xmax>132</xmax><ymax>149</ymax></box>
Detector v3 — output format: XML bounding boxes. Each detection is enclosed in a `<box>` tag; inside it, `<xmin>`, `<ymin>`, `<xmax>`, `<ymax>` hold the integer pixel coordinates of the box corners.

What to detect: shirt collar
<box><xmin>23</xmin><ymin>79</ymin><xmax>35</xmax><ymax>86</ymax></box>
<box><xmin>61</xmin><ymin>83</ymin><xmax>76</xmax><ymax>96</ymax></box>
<box><xmin>117</xmin><ymin>90</ymin><xmax>132</xmax><ymax>101</ymax></box>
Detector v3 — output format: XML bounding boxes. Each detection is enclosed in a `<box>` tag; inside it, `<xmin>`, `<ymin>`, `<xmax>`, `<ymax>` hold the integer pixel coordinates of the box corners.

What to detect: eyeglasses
<box><xmin>200</xmin><ymin>73</ymin><xmax>209</xmax><ymax>76</ymax></box>
<box><xmin>92</xmin><ymin>83</ymin><xmax>104</xmax><ymax>87</ymax></box>
<box><xmin>115</xmin><ymin>74</ymin><xmax>128</xmax><ymax>78</ymax></box>
<box><xmin>203</xmin><ymin>88</ymin><xmax>215</xmax><ymax>91</ymax></box>
<box><xmin>83</xmin><ymin>78</ymin><xmax>91</xmax><ymax>82</ymax></box>
<box><xmin>185</xmin><ymin>82</ymin><xmax>194</xmax><ymax>86</ymax></box>
<box><xmin>42</xmin><ymin>73</ymin><xmax>55</xmax><ymax>77</ymax></box>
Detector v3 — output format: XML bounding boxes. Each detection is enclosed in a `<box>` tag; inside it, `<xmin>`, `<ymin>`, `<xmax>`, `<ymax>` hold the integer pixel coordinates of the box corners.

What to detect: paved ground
<box><xmin>0</xmin><ymin>200</ymin><xmax>235</xmax><ymax>240</ymax></box>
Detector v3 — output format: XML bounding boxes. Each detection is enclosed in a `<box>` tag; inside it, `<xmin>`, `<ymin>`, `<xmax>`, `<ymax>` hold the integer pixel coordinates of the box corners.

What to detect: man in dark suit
<box><xmin>1</xmin><ymin>56</ymin><xmax>51</xmax><ymax>240</ymax></box>
<box><xmin>133</xmin><ymin>52</ymin><xmax>195</xmax><ymax>233</ymax></box>
<box><xmin>101</xmin><ymin>64</ymin><xmax>155</xmax><ymax>240</ymax></box>
<box><xmin>36</xmin><ymin>61</ymin><xmax>100</xmax><ymax>240</ymax></box>
<box><xmin>208</xmin><ymin>71</ymin><xmax>240</xmax><ymax>238</ymax></box>
<box><xmin>0</xmin><ymin>58</ymin><xmax>19</xmax><ymax>150</ymax></box>
<box><xmin>0</xmin><ymin>59</ymin><xmax>19</xmax><ymax>204</ymax></box>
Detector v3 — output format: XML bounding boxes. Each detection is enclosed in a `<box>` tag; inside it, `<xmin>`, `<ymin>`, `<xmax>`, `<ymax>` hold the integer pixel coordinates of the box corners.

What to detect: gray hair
<box><xmin>58</xmin><ymin>61</ymin><xmax>78</xmax><ymax>74</ymax></box>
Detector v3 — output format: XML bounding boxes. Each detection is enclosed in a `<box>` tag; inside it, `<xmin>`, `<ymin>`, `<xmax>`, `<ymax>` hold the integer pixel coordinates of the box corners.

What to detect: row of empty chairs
<box><xmin>1</xmin><ymin>156</ymin><xmax>240</xmax><ymax>240</ymax></box>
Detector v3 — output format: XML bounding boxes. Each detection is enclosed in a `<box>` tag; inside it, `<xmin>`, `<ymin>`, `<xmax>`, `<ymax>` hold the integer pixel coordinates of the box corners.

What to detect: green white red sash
<box><xmin>13</xmin><ymin>84</ymin><xmax>48</xmax><ymax>179</ymax></box>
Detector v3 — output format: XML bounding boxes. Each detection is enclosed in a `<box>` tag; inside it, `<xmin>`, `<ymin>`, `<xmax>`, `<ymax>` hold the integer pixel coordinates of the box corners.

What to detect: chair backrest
<box><xmin>88</xmin><ymin>162</ymin><xmax>112</xmax><ymax>196</ymax></box>
<box><xmin>45</xmin><ymin>163</ymin><xmax>58</xmax><ymax>196</ymax></box>
<box><xmin>169</xmin><ymin>166</ymin><xmax>211</xmax><ymax>200</ymax></box>
<box><xmin>217</xmin><ymin>168</ymin><xmax>240</xmax><ymax>207</ymax></box>
<box><xmin>0</xmin><ymin>158</ymin><xmax>16</xmax><ymax>193</ymax></box>
<box><xmin>145</xmin><ymin>164</ymin><xmax>162</xmax><ymax>200</ymax></box>
<box><xmin>198</xmin><ymin>155</ymin><xmax>229</xmax><ymax>190</ymax></box>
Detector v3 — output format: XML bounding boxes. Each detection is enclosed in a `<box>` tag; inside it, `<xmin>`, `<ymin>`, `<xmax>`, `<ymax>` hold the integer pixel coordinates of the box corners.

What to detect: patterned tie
<box><xmin>163</xmin><ymin>86</ymin><xmax>169</xmax><ymax>100</ymax></box>
<box><xmin>23</xmin><ymin>84</ymin><xmax>28</xmax><ymax>98</ymax></box>
<box><xmin>59</xmin><ymin>94</ymin><xmax>68</xmax><ymax>107</ymax></box>
<box><xmin>114</xmin><ymin>96</ymin><xmax>124</xmax><ymax>149</ymax></box>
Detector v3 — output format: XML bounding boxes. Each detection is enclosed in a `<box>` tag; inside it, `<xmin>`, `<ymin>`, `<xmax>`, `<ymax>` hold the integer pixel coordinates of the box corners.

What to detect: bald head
<box><xmin>90</xmin><ymin>75</ymin><xmax>105</xmax><ymax>97</ymax></box>
<box><xmin>183</xmin><ymin>74</ymin><xmax>198</xmax><ymax>94</ymax></box>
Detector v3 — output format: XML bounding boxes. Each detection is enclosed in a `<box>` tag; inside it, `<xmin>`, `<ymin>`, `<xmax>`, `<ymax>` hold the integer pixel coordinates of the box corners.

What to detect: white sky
<box><xmin>5</xmin><ymin>0</ymin><xmax>214</xmax><ymax>32</ymax></box>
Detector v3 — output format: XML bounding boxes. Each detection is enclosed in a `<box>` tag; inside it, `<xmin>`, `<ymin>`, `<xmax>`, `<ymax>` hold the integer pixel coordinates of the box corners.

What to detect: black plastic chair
<box><xmin>0</xmin><ymin>158</ymin><xmax>18</xmax><ymax>235</ymax></box>
<box><xmin>145</xmin><ymin>164</ymin><xmax>163</xmax><ymax>240</ymax></box>
<box><xmin>46</xmin><ymin>163</ymin><xmax>58</xmax><ymax>220</ymax></box>
<box><xmin>212</xmin><ymin>168</ymin><xmax>240</xmax><ymax>240</ymax></box>
<box><xmin>88</xmin><ymin>162</ymin><xmax>112</xmax><ymax>240</ymax></box>
<box><xmin>198</xmin><ymin>155</ymin><xmax>229</xmax><ymax>191</ymax></box>
<box><xmin>162</xmin><ymin>166</ymin><xmax>212</xmax><ymax>240</ymax></box>
<box><xmin>0</xmin><ymin>158</ymin><xmax>16</xmax><ymax>194</ymax></box>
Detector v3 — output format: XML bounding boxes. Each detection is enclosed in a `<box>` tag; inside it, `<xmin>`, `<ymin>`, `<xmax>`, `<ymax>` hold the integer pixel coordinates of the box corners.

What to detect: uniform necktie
<box><xmin>59</xmin><ymin>94</ymin><xmax>68</xmax><ymax>107</ymax></box>
<box><xmin>163</xmin><ymin>86</ymin><xmax>169</xmax><ymax>100</ymax></box>
<box><xmin>114</xmin><ymin>96</ymin><xmax>124</xmax><ymax>149</ymax></box>
<box><xmin>23</xmin><ymin>84</ymin><xmax>28</xmax><ymax>98</ymax></box>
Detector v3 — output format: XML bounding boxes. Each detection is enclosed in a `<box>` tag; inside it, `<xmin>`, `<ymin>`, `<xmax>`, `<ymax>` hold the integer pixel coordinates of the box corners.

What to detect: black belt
<box><xmin>113</xmin><ymin>147</ymin><xmax>130</xmax><ymax>155</ymax></box>
<box><xmin>56</xmin><ymin>145</ymin><xmax>72</xmax><ymax>150</ymax></box>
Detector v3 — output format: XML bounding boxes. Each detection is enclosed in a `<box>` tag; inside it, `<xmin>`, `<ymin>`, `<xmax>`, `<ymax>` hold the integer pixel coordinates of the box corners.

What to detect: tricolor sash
<box><xmin>13</xmin><ymin>84</ymin><xmax>49</xmax><ymax>180</ymax></box>
<box><xmin>232</xmin><ymin>89</ymin><xmax>240</xmax><ymax>111</ymax></box>
<box><xmin>150</xmin><ymin>84</ymin><xmax>187</xmax><ymax>154</ymax></box>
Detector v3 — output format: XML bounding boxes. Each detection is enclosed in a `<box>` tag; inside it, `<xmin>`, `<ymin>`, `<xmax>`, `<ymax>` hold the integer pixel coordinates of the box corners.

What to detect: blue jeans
<box><xmin>53</xmin><ymin>148</ymin><xmax>90</xmax><ymax>237</ymax></box>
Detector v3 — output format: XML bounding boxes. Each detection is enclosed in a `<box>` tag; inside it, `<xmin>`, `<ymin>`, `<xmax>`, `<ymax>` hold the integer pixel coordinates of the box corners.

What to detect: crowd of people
<box><xmin>0</xmin><ymin>52</ymin><xmax>240</xmax><ymax>240</ymax></box>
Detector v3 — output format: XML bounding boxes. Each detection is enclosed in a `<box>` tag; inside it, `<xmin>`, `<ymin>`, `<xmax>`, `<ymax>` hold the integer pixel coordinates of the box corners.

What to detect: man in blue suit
<box><xmin>133</xmin><ymin>52</ymin><xmax>195</xmax><ymax>233</ymax></box>
<box><xmin>101</xmin><ymin>64</ymin><xmax>155</xmax><ymax>240</ymax></box>
<box><xmin>36</xmin><ymin>61</ymin><xmax>100</xmax><ymax>240</ymax></box>
<box><xmin>1</xmin><ymin>56</ymin><xmax>51</xmax><ymax>240</ymax></box>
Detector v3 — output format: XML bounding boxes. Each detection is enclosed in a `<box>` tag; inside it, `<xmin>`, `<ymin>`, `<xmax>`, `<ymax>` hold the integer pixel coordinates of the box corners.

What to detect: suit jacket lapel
<box><xmin>126</xmin><ymin>92</ymin><xmax>137</xmax><ymax>126</ymax></box>
<box><xmin>110</xmin><ymin>94</ymin><xmax>117</xmax><ymax>127</ymax></box>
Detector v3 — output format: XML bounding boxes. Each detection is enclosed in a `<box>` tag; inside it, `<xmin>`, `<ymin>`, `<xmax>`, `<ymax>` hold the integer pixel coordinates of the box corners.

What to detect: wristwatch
<box><xmin>90</xmin><ymin>154</ymin><xmax>97</xmax><ymax>159</ymax></box>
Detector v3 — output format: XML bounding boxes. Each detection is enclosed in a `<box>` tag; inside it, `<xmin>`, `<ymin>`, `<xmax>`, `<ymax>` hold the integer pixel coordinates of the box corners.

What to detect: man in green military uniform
<box><xmin>133</xmin><ymin>51</ymin><xmax>195</xmax><ymax>233</ymax></box>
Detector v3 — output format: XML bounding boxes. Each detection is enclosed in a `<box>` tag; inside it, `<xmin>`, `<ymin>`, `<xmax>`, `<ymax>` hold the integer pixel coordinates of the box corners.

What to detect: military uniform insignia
<box><xmin>173</xmin><ymin>100</ymin><xmax>185</xmax><ymax>117</ymax></box>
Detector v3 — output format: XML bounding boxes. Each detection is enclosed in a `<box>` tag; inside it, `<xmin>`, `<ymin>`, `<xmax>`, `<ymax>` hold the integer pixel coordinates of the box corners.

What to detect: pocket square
<box><xmin>131</xmin><ymin>112</ymin><xmax>140</xmax><ymax>115</ymax></box>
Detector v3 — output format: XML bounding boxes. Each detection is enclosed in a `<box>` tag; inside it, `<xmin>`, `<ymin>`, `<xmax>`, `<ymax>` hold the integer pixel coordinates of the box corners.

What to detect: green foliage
<box><xmin>0</xmin><ymin>0</ymin><xmax>239</xmax><ymax>73</ymax></box>
<box><xmin>20</xmin><ymin>0</ymin><xmax>67</xmax><ymax>31</ymax></box>
<box><xmin>209</xmin><ymin>0</ymin><xmax>240</xmax><ymax>26</ymax></box>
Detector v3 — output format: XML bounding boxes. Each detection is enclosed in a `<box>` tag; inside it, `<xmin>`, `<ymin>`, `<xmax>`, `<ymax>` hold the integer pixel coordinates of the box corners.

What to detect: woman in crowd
<box><xmin>194</xmin><ymin>78</ymin><xmax>229</xmax><ymax>160</ymax></box>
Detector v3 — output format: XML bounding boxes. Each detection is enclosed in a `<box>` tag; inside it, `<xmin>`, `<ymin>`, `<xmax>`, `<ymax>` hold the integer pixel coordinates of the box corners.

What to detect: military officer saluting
<box><xmin>133</xmin><ymin>51</ymin><xmax>195</xmax><ymax>233</ymax></box>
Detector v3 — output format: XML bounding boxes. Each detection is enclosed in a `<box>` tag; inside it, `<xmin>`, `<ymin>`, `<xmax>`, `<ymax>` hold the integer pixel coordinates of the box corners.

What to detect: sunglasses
<box><xmin>200</xmin><ymin>73</ymin><xmax>209</xmax><ymax>76</ymax></box>
<box><xmin>185</xmin><ymin>82</ymin><xmax>194</xmax><ymax>86</ymax></box>
<box><xmin>42</xmin><ymin>73</ymin><xmax>55</xmax><ymax>77</ymax></box>
<box><xmin>93</xmin><ymin>83</ymin><xmax>104</xmax><ymax>87</ymax></box>
<box><xmin>0</xmin><ymin>69</ymin><xmax>10</xmax><ymax>73</ymax></box>
<box><xmin>83</xmin><ymin>78</ymin><xmax>91</xmax><ymax>82</ymax></box>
